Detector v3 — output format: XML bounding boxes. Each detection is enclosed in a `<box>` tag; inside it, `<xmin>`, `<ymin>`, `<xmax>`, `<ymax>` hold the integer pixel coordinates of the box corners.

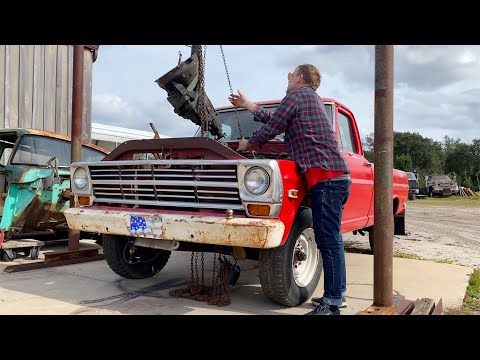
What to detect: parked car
<box><xmin>0</xmin><ymin>128</ymin><xmax>107</xmax><ymax>261</ymax></box>
<box><xmin>426</xmin><ymin>175</ymin><xmax>459</xmax><ymax>197</ymax></box>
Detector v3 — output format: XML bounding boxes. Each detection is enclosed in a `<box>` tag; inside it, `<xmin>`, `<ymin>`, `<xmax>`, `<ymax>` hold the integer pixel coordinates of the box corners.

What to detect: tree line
<box><xmin>363</xmin><ymin>132</ymin><xmax>480</xmax><ymax>191</ymax></box>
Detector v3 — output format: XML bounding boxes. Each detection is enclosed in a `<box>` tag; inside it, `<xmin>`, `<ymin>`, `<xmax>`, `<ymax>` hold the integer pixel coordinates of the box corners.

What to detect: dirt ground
<box><xmin>343</xmin><ymin>197</ymin><xmax>480</xmax><ymax>268</ymax></box>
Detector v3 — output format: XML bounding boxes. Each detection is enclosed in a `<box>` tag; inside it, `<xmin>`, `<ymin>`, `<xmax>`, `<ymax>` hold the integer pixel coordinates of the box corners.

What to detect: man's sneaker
<box><xmin>305</xmin><ymin>303</ymin><xmax>340</xmax><ymax>315</ymax></box>
<box><xmin>311</xmin><ymin>296</ymin><xmax>347</xmax><ymax>308</ymax></box>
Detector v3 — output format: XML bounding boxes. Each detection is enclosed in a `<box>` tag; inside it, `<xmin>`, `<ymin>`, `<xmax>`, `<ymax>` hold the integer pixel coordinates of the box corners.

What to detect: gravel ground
<box><xmin>343</xmin><ymin>198</ymin><xmax>480</xmax><ymax>268</ymax></box>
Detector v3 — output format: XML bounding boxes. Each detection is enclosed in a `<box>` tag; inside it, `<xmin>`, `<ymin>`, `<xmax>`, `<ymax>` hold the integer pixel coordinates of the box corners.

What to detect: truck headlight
<box><xmin>244</xmin><ymin>167</ymin><xmax>270</xmax><ymax>196</ymax></box>
<box><xmin>73</xmin><ymin>167</ymin><xmax>88</xmax><ymax>190</ymax></box>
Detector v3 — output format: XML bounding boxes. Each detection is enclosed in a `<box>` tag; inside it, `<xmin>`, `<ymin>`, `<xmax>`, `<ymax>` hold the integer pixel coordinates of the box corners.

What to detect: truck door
<box><xmin>336</xmin><ymin>108</ymin><xmax>373</xmax><ymax>232</ymax></box>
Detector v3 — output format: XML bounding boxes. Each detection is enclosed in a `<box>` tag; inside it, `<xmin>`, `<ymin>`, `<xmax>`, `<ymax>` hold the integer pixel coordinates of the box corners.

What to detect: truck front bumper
<box><xmin>64</xmin><ymin>208</ymin><xmax>285</xmax><ymax>249</ymax></box>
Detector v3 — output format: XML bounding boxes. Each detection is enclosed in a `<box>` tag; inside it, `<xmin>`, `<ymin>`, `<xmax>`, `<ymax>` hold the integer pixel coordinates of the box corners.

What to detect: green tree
<box><xmin>394</xmin><ymin>153</ymin><xmax>413</xmax><ymax>171</ymax></box>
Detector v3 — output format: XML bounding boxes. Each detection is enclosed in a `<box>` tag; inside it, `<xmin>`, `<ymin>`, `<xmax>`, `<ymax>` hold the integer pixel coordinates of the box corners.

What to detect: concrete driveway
<box><xmin>0</xmin><ymin>242</ymin><xmax>471</xmax><ymax>315</ymax></box>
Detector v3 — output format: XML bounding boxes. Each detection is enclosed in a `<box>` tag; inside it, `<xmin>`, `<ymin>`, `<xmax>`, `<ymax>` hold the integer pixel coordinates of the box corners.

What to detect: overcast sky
<box><xmin>92</xmin><ymin>45</ymin><xmax>480</xmax><ymax>144</ymax></box>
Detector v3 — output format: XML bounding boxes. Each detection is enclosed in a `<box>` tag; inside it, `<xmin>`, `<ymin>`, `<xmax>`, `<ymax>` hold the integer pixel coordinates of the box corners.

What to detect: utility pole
<box><xmin>68</xmin><ymin>45</ymin><xmax>84</xmax><ymax>251</ymax></box>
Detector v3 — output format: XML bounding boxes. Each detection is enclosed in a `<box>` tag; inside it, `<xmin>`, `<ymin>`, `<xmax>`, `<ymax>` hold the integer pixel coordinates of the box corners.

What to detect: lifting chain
<box><xmin>220</xmin><ymin>45</ymin><xmax>243</xmax><ymax>139</ymax></box>
<box><xmin>169</xmin><ymin>251</ymin><xmax>232</xmax><ymax>307</ymax></box>
<box><xmin>197</xmin><ymin>45</ymin><xmax>209</xmax><ymax>137</ymax></box>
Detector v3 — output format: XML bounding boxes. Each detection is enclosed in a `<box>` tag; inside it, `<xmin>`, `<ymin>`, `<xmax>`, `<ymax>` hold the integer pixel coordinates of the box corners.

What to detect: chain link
<box><xmin>190</xmin><ymin>251</ymin><xmax>194</xmax><ymax>283</ymax></box>
<box><xmin>220</xmin><ymin>45</ymin><xmax>243</xmax><ymax>139</ymax></box>
<box><xmin>201</xmin><ymin>252</ymin><xmax>205</xmax><ymax>285</ymax></box>
<box><xmin>195</xmin><ymin>251</ymin><xmax>199</xmax><ymax>283</ymax></box>
<box><xmin>197</xmin><ymin>45</ymin><xmax>209</xmax><ymax>138</ymax></box>
<box><xmin>212</xmin><ymin>252</ymin><xmax>216</xmax><ymax>287</ymax></box>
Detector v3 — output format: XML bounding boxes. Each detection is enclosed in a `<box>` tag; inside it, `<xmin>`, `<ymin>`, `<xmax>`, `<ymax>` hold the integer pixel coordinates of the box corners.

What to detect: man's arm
<box><xmin>252</xmin><ymin>106</ymin><xmax>273</xmax><ymax>124</ymax></box>
<box><xmin>248</xmin><ymin>94</ymin><xmax>297</xmax><ymax>146</ymax></box>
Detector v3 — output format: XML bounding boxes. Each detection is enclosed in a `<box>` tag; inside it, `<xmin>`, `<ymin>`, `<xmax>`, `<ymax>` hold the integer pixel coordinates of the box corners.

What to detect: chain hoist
<box><xmin>220</xmin><ymin>45</ymin><xmax>243</xmax><ymax>139</ymax></box>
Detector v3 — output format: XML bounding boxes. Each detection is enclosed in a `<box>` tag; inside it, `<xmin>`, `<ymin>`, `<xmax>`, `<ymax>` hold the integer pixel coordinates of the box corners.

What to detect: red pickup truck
<box><xmin>64</xmin><ymin>95</ymin><xmax>408</xmax><ymax>307</ymax></box>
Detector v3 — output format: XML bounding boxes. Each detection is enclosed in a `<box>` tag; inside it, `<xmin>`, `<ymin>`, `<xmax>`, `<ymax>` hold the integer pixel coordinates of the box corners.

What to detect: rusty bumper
<box><xmin>64</xmin><ymin>208</ymin><xmax>285</xmax><ymax>249</ymax></box>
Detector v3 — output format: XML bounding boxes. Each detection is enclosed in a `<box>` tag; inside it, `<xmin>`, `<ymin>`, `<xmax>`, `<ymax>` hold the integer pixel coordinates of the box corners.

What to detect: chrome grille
<box><xmin>88</xmin><ymin>161</ymin><xmax>243</xmax><ymax>210</ymax></box>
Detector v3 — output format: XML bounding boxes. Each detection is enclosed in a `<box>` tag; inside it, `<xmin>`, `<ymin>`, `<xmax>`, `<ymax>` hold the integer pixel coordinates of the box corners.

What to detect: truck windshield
<box><xmin>216</xmin><ymin>103</ymin><xmax>333</xmax><ymax>141</ymax></box>
<box><xmin>431</xmin><ymin>175</ymin><xmax>450</xmax><ymax>181</ymax></box>
<box><xmin>11</xmin><ymin>135</ymin><xmax>105</xmax><ymax>167</ymax></box>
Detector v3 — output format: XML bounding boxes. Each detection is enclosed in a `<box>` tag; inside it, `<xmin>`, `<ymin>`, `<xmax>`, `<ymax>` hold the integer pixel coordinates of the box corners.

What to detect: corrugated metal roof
<box><xmin>91</xmin><ymin>122</ymin><xmax>171</xmax><ymax>143</ymax></box>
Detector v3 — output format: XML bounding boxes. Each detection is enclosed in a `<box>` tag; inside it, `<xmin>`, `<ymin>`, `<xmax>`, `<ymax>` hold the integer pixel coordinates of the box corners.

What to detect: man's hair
<box><xmin>296</xmin><ymin>64</ymin><xmax>321</xmax><ymax>90</ymax></box>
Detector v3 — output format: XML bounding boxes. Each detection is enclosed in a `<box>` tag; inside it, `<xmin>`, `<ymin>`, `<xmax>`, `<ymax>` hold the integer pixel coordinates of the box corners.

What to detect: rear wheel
<box><xmin>258</xmin><ymin>207</ymin><xmax>322</xmax><ymax>307</ymax></box>
<box><xmin>102</xmin><ymin>235</ymin><xmax>171</xmax><ymax>279</ymax></box>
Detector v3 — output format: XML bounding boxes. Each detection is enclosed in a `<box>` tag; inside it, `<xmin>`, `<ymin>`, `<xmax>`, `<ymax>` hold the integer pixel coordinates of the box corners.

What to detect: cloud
<box><xmin>92</xmin><ymin>93</ymin><xmax>198</xmax><ymax>138</ymax></box>
<box><xmin>278</xmin><ymin>45</ymin><xmax>480</xmax><ymax>91</ymax></box>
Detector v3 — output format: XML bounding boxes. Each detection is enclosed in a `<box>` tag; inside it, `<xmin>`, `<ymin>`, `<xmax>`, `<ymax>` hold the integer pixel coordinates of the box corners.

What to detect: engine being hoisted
<box><xmin>155</xmin><ymin>45</ymin><xmax>226</xmax><ymax>140</ymax></box>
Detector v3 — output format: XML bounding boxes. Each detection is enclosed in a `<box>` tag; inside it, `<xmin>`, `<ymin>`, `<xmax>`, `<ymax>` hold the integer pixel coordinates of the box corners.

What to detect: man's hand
<box><xmin>228</xmin><ymin>90</ymin><xmax>257</xmax><ymax>112</ymax></box>
<box><xmin>236</xmin><ymin>137</ymin><xmax>251</xmax><ymax>152</ymax></box>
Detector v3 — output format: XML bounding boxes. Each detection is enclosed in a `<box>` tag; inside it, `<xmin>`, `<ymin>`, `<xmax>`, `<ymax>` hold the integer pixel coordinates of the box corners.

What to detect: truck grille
<box><xmin>88</xmin><ymin>161</ymin><xmax>243</xmax><ymax>211</ymax></box>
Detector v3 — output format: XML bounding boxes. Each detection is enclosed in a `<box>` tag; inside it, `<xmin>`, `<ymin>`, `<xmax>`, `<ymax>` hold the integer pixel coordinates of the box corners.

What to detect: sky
<box><xmin>91</xmin><ymin>45</ymin><xmax>480</xmax><ymax>144</ymax></box>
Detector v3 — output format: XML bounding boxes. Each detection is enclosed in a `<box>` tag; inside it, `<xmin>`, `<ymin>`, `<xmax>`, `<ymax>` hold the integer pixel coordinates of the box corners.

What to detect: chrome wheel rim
<box><xmin>292</xmin><ymin>228</ymin><xmax>320</xmax><ymax>287</ymax></box>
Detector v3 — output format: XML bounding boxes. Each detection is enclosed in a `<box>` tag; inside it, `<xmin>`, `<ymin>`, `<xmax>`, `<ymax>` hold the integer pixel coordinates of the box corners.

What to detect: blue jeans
<box><xmin>311</xmin><ymin>179</ymin><xmax>351</xmax><ymax>306</ymax></box>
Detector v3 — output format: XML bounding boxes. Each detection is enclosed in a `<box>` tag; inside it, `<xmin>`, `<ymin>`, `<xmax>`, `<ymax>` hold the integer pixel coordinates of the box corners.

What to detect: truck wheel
<box><xmin>368</xmin><ymin>214</ymin><xmax>405</xmax><ymax>254</ymax></box>
<box><xmin>258</xmin><ymin>207</ymin><xmax>322</xmax><ymax>307</ymax></box>
<box><xmin>102</xmin><ymin>235</ymin><xmax>171</xmax><ymax>279</ymax></box>
<box><xmin>30</xmin><ymin>247</ymin><xmax>40</xmax><ymax>260</ymax></box>
<box><xmin>2</xmin><ymin>249</ymin><xmax>16</xmax><ymax>262</ymax></box>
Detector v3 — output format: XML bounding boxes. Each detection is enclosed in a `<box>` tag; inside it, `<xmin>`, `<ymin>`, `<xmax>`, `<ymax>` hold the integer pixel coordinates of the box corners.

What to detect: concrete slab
<box><xmin>0</xmin><ymin>249</ymin><xmax>472</xmax><ymax>315</ymax></box>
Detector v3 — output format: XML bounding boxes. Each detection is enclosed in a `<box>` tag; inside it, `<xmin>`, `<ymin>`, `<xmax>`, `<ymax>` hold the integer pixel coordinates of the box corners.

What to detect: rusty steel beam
<box><xmin>373</xmin><ymin>45</ymin><xmax>394</xmax><ymax>307</ymax></box>
<box><xmin>44</xmin><ymin>248</ymin><xmax>99</xmax><ymax>263</ymax></box>
<box><xmin>69</xmin><ymin>45</ymin><xmax>84</xmax><ymax>251</ymax></box>
<box><xmin>3</xmin><ymin>255</ymin><xmax>105</xmax><ymax>273</ymax></box>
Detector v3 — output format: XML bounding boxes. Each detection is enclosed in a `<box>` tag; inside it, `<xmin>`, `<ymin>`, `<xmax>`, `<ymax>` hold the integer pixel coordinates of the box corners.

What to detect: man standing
<box><xmin>228</xmin><ymin>64</ymin><xmax>351</xmax><ymax>315</ymax></box>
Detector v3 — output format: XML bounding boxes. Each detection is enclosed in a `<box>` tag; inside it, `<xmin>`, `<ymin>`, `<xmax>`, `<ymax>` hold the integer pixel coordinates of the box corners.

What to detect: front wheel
<box><xmin>102</xmin><ymin>235</ymin><xmax>171</xmax><ymax>279</ymax></box>
<box><xmin>258</xmin><ymin>207</ymin><xmax>322</xmax><ymax>307</ymax></box>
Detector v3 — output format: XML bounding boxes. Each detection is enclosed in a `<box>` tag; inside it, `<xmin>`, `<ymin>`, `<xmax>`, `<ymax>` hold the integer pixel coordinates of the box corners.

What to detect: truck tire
<box><xmin>102</xmin><ymin>234</ymin><xmax>171</xmax><ymax>279</ymax></box>
<box><xmin>258</xmin><ymin>207</ymin><xmax>322</xmax><ymax>307</ymax></box>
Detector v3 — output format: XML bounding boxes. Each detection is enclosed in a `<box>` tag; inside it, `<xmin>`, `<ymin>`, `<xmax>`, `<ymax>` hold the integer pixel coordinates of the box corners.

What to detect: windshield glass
<box><xmin>431</xmin><ymin>175</ymin><xmax>450</xmax><ymax>181</ymax></box>
<box><xmin>407</xmin><ymin>172</ymin><xmax>417</xmax><ymax>180</ymax></box>
<box><xmin>216</xmin><ymin>103</ymin><xmax>333</xmax><ymax>141</ymax></box>
<box><xmin>11</xmin><ymin>135</ymin><xmax>105</xmax><ymax>167</ymax></box>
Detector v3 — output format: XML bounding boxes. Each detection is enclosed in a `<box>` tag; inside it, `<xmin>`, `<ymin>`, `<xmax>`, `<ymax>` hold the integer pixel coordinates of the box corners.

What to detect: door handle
<box><xmin>363</xmin><ymin>161</ymin><xmax>373</xmax><ymax>167</ymax></box>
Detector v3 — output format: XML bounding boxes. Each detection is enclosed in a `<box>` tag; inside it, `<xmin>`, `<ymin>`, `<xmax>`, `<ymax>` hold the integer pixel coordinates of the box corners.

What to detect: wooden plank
<box><xmin>1</xmin><ymin>239</ymin><xmax>45</xmax><ymax>249</ymax></box>
<box><xmin>55</xmin><ymin>45</ymin><xmax>68</xmax><ymax>135</ymax></box>
<box><xmin>19</xmin><ymin>45</ymin><xmax>34</xmax><ymax>129</ymax></box>
<box><xmin>396</xmin><ymin>299</ymin><xmax>415</xmax><ymax>315</ymax></box>
<box><xmin>67</xmin><ymin>45</ymin><xmax>73</xmax><ymax>136</ymax></box>
<box><xmin>32</xmin><ymin>45</ymin><xmax>45</xmax><ymax>130</ymax></box>
<box><xmin>5</xmin><ymin>45</ymin><xmax>20</xmax><ymax>128</ymax></box>
<box><xmin>43</xmin><ymin>45</ymin><xmax>57</xmax><ymax>132</ymax></box>
<box><xmin>431</xmin><ymin>298</ymin><xmax>443</xmax><ymax>315</ymax></box>
<box><xmin>0</xmin><ymin>45</ymin><xmax>5</xmax><ymax>128</ymax></box>
<box><xmin>83</xmin><ymin>48</ymin><xmax>93</xmax><ymax>142</ymax></box>
<box><xmin>44</xmin><ymin>247</ymin><xmax>99</xmax><ymax>263</ymax></box>
<box><xmin>411</xmin><ymin>298</ymin><xmax>435</xmax><ymax>315</ymax></box>
<box><xmin>3</xmin><ymin>254</ymin><xmax>105</xmax><ymax>273</ymax></box>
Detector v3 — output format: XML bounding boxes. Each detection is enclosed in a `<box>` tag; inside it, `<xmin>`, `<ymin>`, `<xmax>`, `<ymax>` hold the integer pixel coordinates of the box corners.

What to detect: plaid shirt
<box><xmin>248</xmin><ymin>86</ymin><xmax>350</xmax><ymax>174</ymax></box>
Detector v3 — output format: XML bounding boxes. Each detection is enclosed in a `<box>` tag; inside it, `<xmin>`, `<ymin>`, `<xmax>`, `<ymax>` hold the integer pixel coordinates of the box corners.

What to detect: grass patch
<box><xmin>446</xmin><ymin>268</ymin><xmax>480</xmax><ymax>315</ymax></box>
<box><xmin>409</xmin><ymin>195</ymin><xmax>480</xmax><ymax>208</ymax></box>
<box><xmin>393</xmin><ymin>251</ymin><xmax>455</xmax><ymax>264</ymax></box>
